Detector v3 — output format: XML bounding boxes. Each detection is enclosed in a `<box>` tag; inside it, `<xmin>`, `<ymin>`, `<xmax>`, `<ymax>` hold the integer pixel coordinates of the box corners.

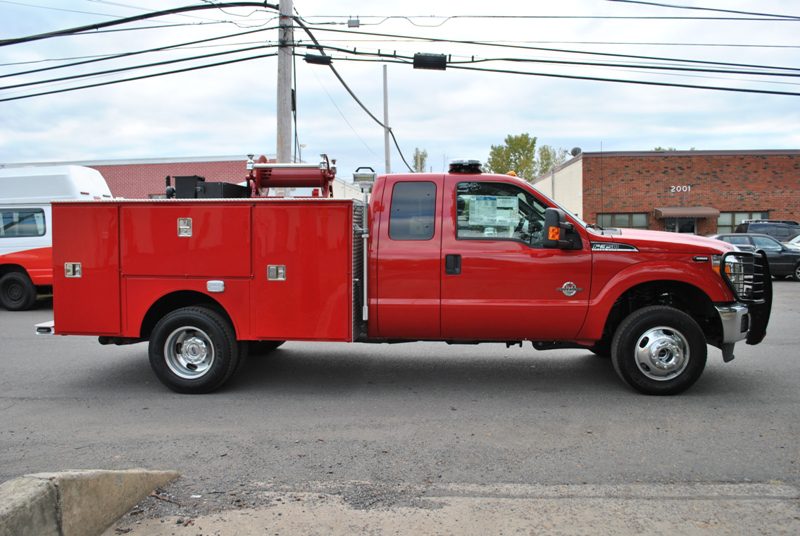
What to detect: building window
<box><xmin>717</xmin><ymin>211</ymin><xmax>768</xmax><ymax>234</ymax></box>
<box><xmin>597</xmin><ymin>213</ymin><xmax>648</xmax><ymax>229</ymax></box>
<box><xmin>664</xmin><ymin>217</ymin><xmax>696</xmax><ymax>234</ymax></box>
<box><xmin>0</xmin><ymin>209</ymin><xmax>46</xmax><ymax>238</ymax></box>
<box><xmin>389</xmin><ymin>181</ymin><xmax>436</xmax><ymax>240</ymax></box>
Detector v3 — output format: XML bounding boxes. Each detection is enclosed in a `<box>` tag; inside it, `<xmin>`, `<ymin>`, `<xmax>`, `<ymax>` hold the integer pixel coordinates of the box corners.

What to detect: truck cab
<box><xmin>370</xmin><ymin>168</ymin><xmax>590</xmax><ymax>342</ymax></box>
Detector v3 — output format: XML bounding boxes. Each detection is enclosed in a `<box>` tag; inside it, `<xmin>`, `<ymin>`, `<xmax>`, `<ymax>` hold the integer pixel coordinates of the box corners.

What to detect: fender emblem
<box><xmin>557</xmin><ymin>281</ymin><xmax>583</xmax><ymax>297</ymax></box>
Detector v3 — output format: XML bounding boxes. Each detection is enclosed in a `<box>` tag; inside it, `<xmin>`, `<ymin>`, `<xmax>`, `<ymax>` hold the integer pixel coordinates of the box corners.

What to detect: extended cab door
<box><xmin>374</xmin><ymin>175</ymin><xmax>443</xmax><ymax>339</ymax></box>
<box><xmin>440</xmin><ymin>176</ymin><xmax>591</xmax><ymax>341</ymax></box>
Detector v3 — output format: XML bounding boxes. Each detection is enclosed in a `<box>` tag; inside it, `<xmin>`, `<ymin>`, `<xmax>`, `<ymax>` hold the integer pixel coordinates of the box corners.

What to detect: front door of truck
<box><xmin>440</xmin><ymin>177</ymin><xmax>591</xmax><ymax>340</ymax></box>
<box><xmin>374</xmin><ymin>175</ymin><xmax>444</xmax><ymax>339</ymax></box>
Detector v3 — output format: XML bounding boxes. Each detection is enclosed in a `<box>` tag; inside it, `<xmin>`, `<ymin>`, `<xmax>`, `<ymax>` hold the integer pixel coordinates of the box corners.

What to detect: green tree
<box><xmin>413</xmin><ymin>147</ymin><xmax>428</xmax><ymax>173</ymax></box>
<box><xmin>486</xmin><ymin>133</ymin><xmax>569</xmax><ymax>180</ymax></box>
<box><xmin>486</xmin><ymin>133</ymin><xmax>538</xmax><ymax>179</ymax></box>
<box><xmin>537</xmin><ymin>145</ymin><xmax>569</xmax><ymax>175</ymax></box>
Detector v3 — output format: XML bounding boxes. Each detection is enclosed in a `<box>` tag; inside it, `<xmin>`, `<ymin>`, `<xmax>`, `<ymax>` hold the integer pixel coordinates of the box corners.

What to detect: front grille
<box><xmin>721</xmin><ymin>251</ymin><xmax>769</xmax><ymax>303</ymax></box>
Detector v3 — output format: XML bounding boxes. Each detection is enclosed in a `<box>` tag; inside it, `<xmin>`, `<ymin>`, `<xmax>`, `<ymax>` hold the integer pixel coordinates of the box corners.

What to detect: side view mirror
<box><xmin>543</xmin><ymin>207</ymin><xmax>581</xmax><ymax>249</ymax></box>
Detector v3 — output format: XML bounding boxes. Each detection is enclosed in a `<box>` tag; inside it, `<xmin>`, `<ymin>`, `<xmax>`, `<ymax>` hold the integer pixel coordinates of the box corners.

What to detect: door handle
<box><xmin>445</xmin><ymin>254</ymin><xmax>461</xmax><ymax>275</ymax></box>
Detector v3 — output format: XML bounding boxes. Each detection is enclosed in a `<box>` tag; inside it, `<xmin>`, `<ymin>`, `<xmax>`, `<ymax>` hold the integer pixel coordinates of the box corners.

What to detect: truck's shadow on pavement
<box><xmin>223</xmin><ymin>344</ymin><xmax>760</xmax><ymax>398</ymax></box>
<box><xmin>64</xmin><ymin>343</ymin><xmax>761</xmax><ymax>398</ymax></box>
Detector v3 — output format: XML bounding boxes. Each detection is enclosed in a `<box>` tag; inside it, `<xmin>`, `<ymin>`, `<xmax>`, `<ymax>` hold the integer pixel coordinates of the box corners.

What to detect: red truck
<box><xmin>39</xmin><ymin>158</ymin><xmax>771</xmax><ymax>395</ymax></box>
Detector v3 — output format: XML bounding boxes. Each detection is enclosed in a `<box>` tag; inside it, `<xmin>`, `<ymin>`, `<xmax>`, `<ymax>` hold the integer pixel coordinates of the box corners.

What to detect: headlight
<box><xmin>719</xmin><ymin>253</ymin><xmax>754</xmax><ymax>301</ymax></box>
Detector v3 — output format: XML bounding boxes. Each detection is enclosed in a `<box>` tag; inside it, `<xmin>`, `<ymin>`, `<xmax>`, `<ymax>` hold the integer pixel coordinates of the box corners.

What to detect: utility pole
<box><xmin>276</xmin><ymin>0</ymin><xmax>293</xmax><ymax>163</ymax></box>
<box><xmin>383</xmin><ymin>64</ymin><xmax>391</xmax><ymax>174</ymax></box>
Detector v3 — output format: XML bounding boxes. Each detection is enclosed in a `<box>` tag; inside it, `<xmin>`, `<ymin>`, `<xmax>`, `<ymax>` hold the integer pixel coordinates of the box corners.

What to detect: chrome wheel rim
<box><xmin>634</xmin><ymin>326</ymin><xmax>690</xmax><ymax>381</ymax></box>
<box><xmin>163</xmin><ymin>325</ymin><xmax>215</xmax><ymax>380</ymax></box>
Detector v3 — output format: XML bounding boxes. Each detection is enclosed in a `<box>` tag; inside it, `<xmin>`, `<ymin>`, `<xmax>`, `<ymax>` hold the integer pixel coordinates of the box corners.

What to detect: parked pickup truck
<box><xmin>39</xmin><ymin>159</ymin><xmax>771</xmax><ymax>395</ymax></box>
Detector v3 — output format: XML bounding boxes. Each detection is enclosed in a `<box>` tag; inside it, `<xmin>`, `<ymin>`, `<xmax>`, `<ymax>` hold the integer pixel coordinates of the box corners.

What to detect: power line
<box><xmin>0</xmin><ymin>26</ymin><xmax>278</xmax><ymax>79</ymax></box>
<box><xmin>296</xmin><ymin>13</ymin><xmax>800</xmax><ymax>23</ymax></box>
<box><xmin>295</xmin><ymin>38</ymin><xmax>800</xmax><ymax>50</ymax></box>
<box><xmin>0</xmin><ymin>0</ymin><xmax>125</xmax><ymax>18</ymax></box>
<box><xmin>292</xmin><ymin>15</ymin><xmax>414</xmax><ymax>172</ymax></box>
<box><xmin>309</xmin><ymin>67</ymin><xmax>380</xmax><ymax>159</ymax></box>
<box><xmin>302</xmin><ymin>43</ymin><xmax>800</xmax><ymax>78</ymax></box>
<box><xmin>606</xmin><ymin>0</ymin><xmax>800</xmax><ymax>21</ymax></box>
<box><xmin>0</xmin><ymin>52</ymin><xmax>277</xmax><ymax>102</ymax></box>
<box><xmin>445</xmin><ymin>63</ymin><xmax>800</xmax><ymax>97</ymax></box>
<box><xmin>301</xmin><ymin>51</ymin><xmax>800</xmax><ymax>96</ymax></box>
<box><xmin>296</xmin><ymin>25</ymin><xmax>800</xmax><ymax>73</ymax></box>
<box><xmin>0</xmin><ymin>2</ymin><xmax>279</xmax><ymax>47</ymax></box>
<box><xmin>0</xmin><ymin>44</ymin><xmax>277</xmax><ymax>91</ymax></box>
<box><xmin>447</xmin><ymin>56</ymin><xmax>800</xmax><ymax>78</ymax></box>
<box><xmin>85</xmin><ymin>0</ymin><xmax>230</xmax><ymax>23</ymax></box>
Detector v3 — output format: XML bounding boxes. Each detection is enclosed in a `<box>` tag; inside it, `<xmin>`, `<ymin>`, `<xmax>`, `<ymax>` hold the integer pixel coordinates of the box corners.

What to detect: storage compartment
<box><xmin>251</xmin><ymin>201</ymin><xmax>353</xmax><ymax>341</ymax></box>
<box><xmin>121</xmin><ymin>203</ymin><xmax>251</xmax><ymax>277</ymax></box>
<box><xmin>52</xmin><ymin>203</ymin><xmax>121</xmax><ymax>335</ymax></box>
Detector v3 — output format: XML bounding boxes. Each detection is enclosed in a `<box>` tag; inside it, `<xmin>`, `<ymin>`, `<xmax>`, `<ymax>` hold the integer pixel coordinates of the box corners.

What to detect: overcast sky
<box><xmin>0</xmin><ymin>0</ymin><xmax>798</xmax><ymax>179</ymax></box>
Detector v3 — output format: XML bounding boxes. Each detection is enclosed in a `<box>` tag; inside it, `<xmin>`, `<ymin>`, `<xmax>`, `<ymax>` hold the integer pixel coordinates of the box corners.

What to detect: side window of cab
<box><xmin>389</xmin><ymin>181</ymin><xmax>436</xmax><ymax>240</ymax></box>
<box><xmin>455</xmin><ymin>182</ymin><xmax>547</xmax><ymax>247</ymax></box>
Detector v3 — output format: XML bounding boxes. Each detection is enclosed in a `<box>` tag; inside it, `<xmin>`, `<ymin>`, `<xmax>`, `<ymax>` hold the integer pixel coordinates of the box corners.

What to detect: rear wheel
<box><xmin>148</xmin><ymin>307</ymin><xmax>239</xmax><ymax>394</ymax></box>
<box><xmin>0</xmin><ymin>272</ymin><xmax>37</xmax><ymax>311</ymax></box>
<box><xmin>793</xmin><ymin>262</ymin><xmax>800</xmax><ymax>282</ymax></box>
<box><xmin>611</xmin><ymin>306</ymin><xmax>707</xmax><ymax>395</ymax></box>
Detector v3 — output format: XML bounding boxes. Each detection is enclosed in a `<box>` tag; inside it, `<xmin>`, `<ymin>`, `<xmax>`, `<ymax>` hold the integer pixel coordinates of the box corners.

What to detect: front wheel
<box><xmin>0</xmin><ymin>272</ymin><xmax>37</xmax><ymax>311</ymax></box>
<box><xmin>148</xmin><ymin>307</ymin><xmax>240</xmax><ymax>394</ymax></box>
<box><xmin>793</xmin><ymin>262</ymin><xmax>800</xmax><ymax>282</ymax></box>
<box><xmin>611</xmin><ymin>306</ymin><xmax>707</xmax><ymax>395</ymax></box>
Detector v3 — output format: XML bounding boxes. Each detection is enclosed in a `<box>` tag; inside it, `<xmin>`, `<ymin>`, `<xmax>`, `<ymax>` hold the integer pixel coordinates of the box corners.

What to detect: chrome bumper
<box><xmin>715</xmin><ymin>304</ymin><xmax>749</xmax><ymax>362</ymax></box>
<box><xmin>716</xmin><ymin>304</ymin><xmax>749</xmax><ymax>344</ymax></box>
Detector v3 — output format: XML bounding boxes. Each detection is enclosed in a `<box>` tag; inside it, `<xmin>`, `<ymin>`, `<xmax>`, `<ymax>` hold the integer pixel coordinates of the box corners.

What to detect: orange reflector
<box><xmin>548</xmin><ymin>226</ymin><xmax>561</xmax><ymax>241</ymax></box>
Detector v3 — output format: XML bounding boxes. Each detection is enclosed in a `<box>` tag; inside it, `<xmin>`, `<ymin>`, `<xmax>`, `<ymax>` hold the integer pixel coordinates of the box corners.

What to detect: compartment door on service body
<box><xmin>374</xmin><ymin>176</ymin><xmax>443</xmax><ymax>340</ymax></box>
<box><xmin>440</xmin><ymin>176</ymin><xmax>591</xmax><ymax>341</ymax></box>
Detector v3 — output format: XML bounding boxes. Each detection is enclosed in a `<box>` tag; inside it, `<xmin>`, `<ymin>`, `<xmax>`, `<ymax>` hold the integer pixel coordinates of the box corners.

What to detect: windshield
<box><xmin>527</xmin><ymin>184</ymin><xmax>588</xmax><ymax>229</ymax></box>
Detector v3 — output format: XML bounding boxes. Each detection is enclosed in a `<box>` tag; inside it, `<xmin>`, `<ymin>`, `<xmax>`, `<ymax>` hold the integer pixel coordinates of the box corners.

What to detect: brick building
<box><xmin>533</xmin><ymin>150</ymin><xmax>800</xmax><ymax>235</ymax></box>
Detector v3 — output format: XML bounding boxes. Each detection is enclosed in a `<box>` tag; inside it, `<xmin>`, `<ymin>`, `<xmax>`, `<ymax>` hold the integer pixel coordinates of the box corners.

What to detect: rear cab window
<box><xmin>389</xmin><ymin>181</ymin><xmax>436</xmax><ymax>240</ymax></box>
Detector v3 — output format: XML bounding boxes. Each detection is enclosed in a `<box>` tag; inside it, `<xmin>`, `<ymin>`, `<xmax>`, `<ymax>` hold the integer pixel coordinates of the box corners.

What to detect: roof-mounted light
<box><xmin>449</xmin><ymin>160</ymin><xmax>483</xmax><ymax>174</ymax></box>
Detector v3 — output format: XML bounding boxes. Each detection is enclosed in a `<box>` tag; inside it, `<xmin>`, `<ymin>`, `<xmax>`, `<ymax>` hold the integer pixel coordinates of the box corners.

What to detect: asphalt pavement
<box><xmin>1</xmin><ymin>281</ymin><xmax>799</xmax><ymax>534</ymax></box>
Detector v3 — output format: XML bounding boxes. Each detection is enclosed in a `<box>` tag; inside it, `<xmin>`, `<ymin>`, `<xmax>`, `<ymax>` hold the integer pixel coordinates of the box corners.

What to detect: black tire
<box><xmin>793</xmin><ymin>262</ymin><xmax>800</xmax><ymax>282</ymax></box>
<box><xmin>0</xmin><ymin>272</ymin><xmax>37</xmax><ymax>311</ymax></box>
<box><xmin>610</xmin><ymin>306</ymin><xmax>707</xmax><ymax>395</ymax></box>
<box><xmin>148</xmin><ymin>307</ymin><xmax>239</xmax><ymax>394</ymax></box>
<box><xmin>248</xmin><ymin>340</ymin><xmax>285</xmax><ymax>356</ymax></box>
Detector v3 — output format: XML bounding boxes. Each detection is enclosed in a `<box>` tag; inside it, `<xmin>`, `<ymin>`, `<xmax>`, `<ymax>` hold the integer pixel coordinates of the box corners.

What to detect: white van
<box><xmin>0</xmin><ymin>165</ymin><xmax>112</xmax><ymax>310</ymax></box>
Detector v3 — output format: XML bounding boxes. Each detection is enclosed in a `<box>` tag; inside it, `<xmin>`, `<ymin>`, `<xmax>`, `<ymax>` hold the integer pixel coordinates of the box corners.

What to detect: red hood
<box><xmin>591</xmin><ymin>228</ymin><xmax>734</xmax><ymax>254</ymax></box>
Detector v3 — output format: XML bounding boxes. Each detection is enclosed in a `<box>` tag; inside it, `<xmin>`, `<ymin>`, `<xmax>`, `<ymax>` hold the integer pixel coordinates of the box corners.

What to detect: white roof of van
<box><xmin>0</xmin><ymin>165</ymin><xmax>112</xmax><ymax>203</ymax></box>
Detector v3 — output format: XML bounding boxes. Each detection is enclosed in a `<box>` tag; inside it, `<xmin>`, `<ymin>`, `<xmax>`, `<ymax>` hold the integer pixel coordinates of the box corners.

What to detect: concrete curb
<box><xmin>0</xmin><ymin>469</ymin><xmax>179</xmax><ymax>536</ymax></box>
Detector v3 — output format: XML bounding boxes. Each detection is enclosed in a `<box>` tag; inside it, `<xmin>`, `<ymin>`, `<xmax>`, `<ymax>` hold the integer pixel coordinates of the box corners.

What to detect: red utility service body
<box><xmin>53</xmin><ymin>199</ymin><xmax>356</xmax><ymax>342</ymax></box>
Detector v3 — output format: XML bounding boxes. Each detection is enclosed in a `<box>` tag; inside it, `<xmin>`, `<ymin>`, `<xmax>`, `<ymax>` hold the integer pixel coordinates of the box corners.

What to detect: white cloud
<box><xmin>1</xmin><ymin>0</ymin><xmax>798</xmax><ymax>176</ymax></box>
